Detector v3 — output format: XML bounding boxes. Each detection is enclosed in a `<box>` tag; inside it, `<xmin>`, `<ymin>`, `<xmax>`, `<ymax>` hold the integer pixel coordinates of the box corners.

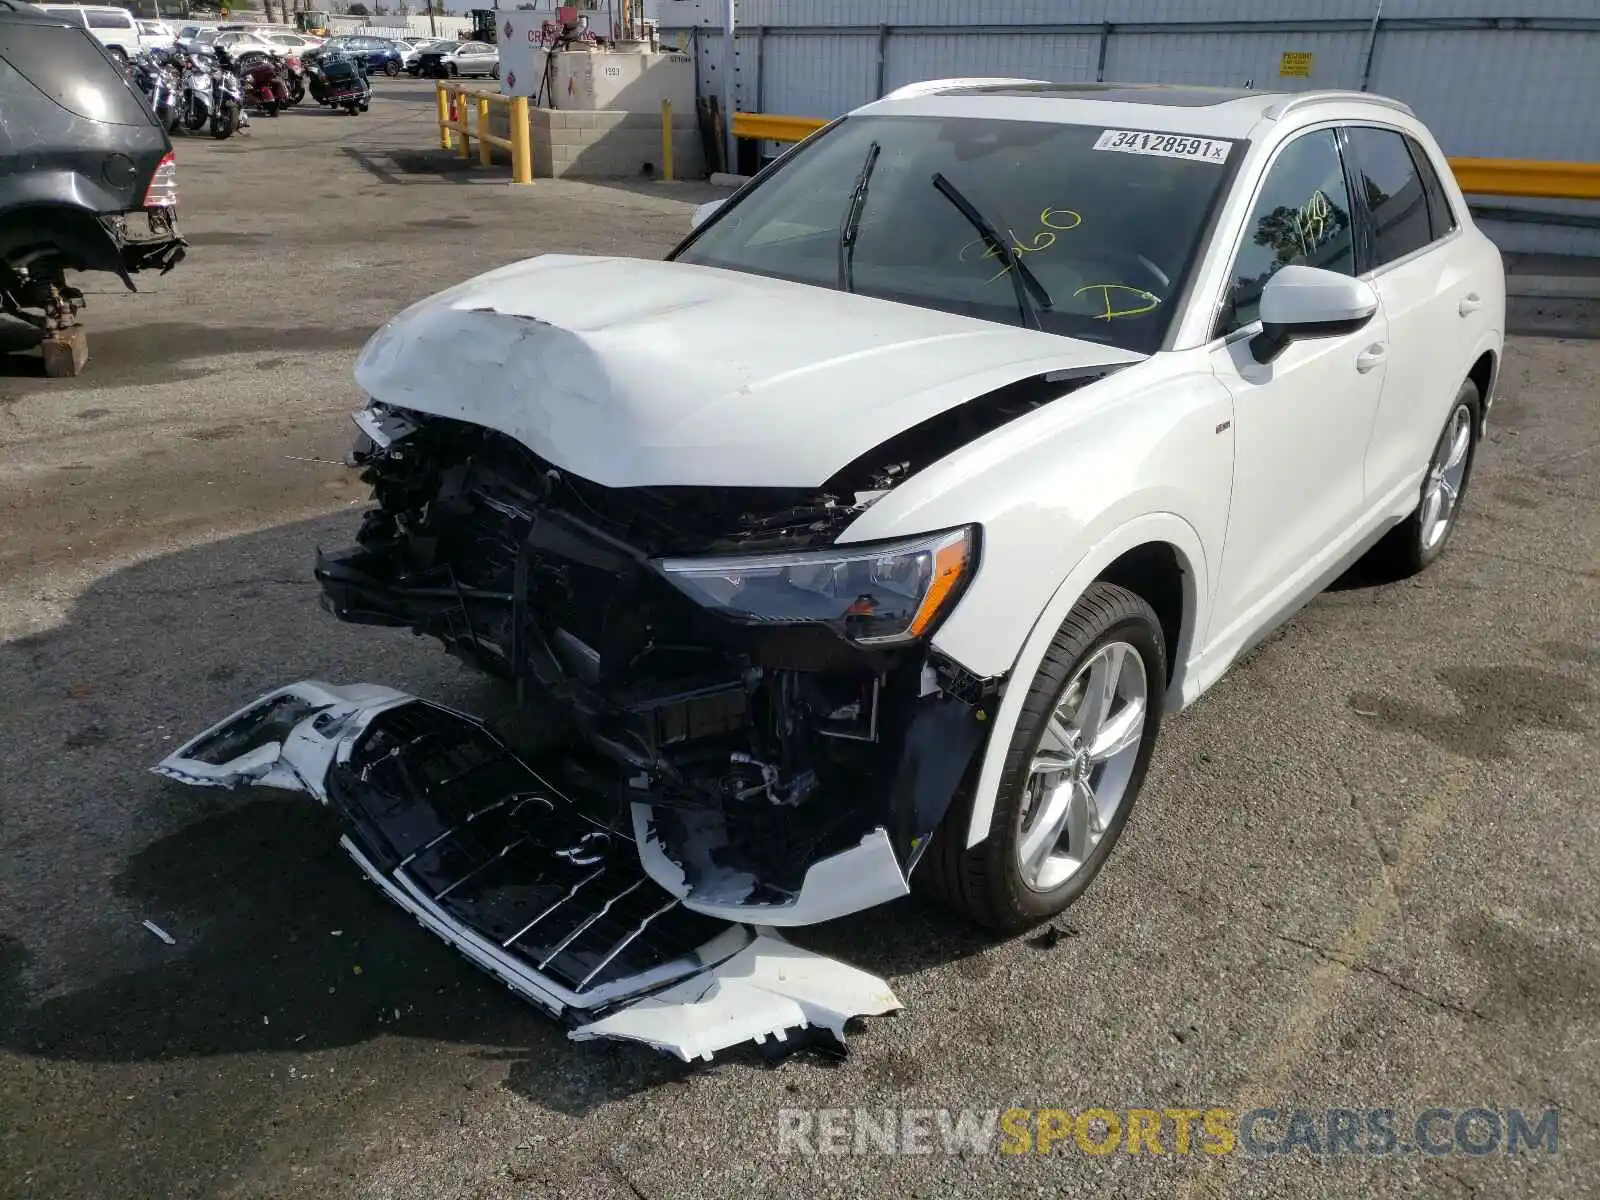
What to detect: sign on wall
<box><xmin>1279</xmin><ymin>51</ymin><xmax>1314</xmax><ymax>77</ymax></box>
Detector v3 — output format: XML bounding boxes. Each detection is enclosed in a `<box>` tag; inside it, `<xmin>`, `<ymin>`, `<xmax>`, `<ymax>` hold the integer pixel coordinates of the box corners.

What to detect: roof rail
<box><xmin>1262</xmin><ymin>90</ymin><xmax>1415</xmax><ymax>121</ymax></box>
<box><xmin>880</xmin><ymin>77</ymin><xmax>1050</xmax><ymax>101</ymax></box>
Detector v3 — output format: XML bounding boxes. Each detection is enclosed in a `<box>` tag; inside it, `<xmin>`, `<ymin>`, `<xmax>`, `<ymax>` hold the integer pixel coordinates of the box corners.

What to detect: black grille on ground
<box><xmin>327</xmin><ymin>701</ymin><xmax>726</xmax><ymax>996</ymax></box>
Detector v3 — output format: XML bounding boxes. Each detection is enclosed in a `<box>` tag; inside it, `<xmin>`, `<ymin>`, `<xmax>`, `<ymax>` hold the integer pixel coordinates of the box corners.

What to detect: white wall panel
<box><xmin>667</xmin><ymin>0</ymin><xmax>1598</xmax><ymax>250</ymax></box>
<box><xmin>883</xmin><ymin>32</ymin><xmax>1100</xmax><ymax>93</ymax></box>
<box><xmin>1368</xmin><ymin>30</ymin><xmax>1600</xmax><ymax>160</ymax></box>
<box><xmin>1103</xmin><ymin>30</ymin><xmax>1368</xmax><ymax>91</ymax></box>
<box><xmin>759</xmin><ymin>32</ymin><xmax>878</xmax><ymax>117</ymax></box>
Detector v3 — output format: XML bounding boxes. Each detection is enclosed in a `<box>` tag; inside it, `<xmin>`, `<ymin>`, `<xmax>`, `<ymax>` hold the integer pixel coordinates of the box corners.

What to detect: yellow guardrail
<box><xmin>436</xmin><ymin>83</ymin><xmax>533</xmax><ymax>185</ymax></box>
<box><xmin>729</xmin><ymin>111</ymin><xmax>1600</xmax><ymax>201</ymax></box>
<box><xmin>1448</xmin><ymin>158</ymin><xmax>1600</xmax><ymax>201</ymax></box>
<box><xmin>731</xmin><ymin>112</ymin><xmax>829</xmax><ymax>144</ymax></box>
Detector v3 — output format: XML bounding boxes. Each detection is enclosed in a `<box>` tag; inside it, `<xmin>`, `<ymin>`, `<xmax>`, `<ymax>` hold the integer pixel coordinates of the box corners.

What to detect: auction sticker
<box><xmin>1093</xmin><ymin>129</ymin><xmax>1232</xmax><ymax>163</ymax></box>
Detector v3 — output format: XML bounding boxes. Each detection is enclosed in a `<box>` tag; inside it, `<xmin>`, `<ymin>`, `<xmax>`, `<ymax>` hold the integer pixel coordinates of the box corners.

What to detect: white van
<box><xmin>136</xmin><ymin>17</ymin><xmax>178</xmax><ymax>52</ymax></box>
<box><xmin>32</xmin><ymin>4</ymin><xmax>140</xmax><ymax>59</ymax></box>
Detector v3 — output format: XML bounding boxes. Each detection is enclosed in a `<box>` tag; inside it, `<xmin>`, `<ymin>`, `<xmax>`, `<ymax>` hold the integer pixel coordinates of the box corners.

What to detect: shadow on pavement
<box><xmin>0</xmin><ymin>512</ymin><xmax>989</xmax><ymax>1103</ymax></box>
<box><xmin>0</xmin><ymin>315</ymin><xmax>45</xmax><ymax>376</ymax></box>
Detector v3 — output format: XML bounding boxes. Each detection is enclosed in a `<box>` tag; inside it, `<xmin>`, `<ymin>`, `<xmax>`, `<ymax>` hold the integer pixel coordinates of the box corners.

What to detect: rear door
<box><xmin>1343</xmin><ymin>125</ymin><xmax>1489</xmax><ymax>503</ymax></box>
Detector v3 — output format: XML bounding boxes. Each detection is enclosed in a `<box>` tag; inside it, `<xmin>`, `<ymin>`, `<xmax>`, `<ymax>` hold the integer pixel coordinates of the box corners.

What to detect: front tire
<box><xmin>1371</xmin><ymin>380</ymin><xmax>1481</xmax><ymax>578</ymax></box>
<box><xmin>384</xmin><ymin>60</ymin><xmax>400</xmax><ymax>76</ymax></box>
<box><xmin>922</xmin><ymin>582</ymin><xmax>1166</xmax><ymax>934</ymax></box>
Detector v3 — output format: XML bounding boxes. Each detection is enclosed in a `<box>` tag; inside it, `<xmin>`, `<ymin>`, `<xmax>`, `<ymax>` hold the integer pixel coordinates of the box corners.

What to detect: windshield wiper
<box><xmin>930</xmin><ymin>171</ymin><xmax>1051</xmax><ymax>330</ymax></box>
<box><xmin>837</xmin><ymin>140</ymin><xmax>881</xmax><ymax>293</ymax></box>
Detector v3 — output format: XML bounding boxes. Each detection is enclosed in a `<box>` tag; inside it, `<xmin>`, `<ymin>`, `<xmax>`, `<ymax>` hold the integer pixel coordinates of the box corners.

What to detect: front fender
<box><xmin>831</xmin><ymin>352</ymin><xmax>1235</xmax><ymax>850</ymax></box>
<box><xmin>949</xmin><ymin>512</ymin><xmax>1210</xmax><ymax>850</ymax></box>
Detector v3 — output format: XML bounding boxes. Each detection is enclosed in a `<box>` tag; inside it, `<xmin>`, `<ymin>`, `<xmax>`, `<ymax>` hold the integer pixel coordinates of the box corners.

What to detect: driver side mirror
<box><xmin>1250</xmin><ymin>265</ymin><xmax>1378</xmax><ymax>364</ymax></box>
<box><xmin>689</xmin><ymin>198</ymin><xmax>725</xmax><ymax>232</ymax></box>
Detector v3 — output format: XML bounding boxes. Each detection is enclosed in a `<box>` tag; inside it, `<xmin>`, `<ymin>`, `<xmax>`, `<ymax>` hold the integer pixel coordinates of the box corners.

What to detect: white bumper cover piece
<box><xmin>153</xmin><ymin>681</ymin><xmax>902</xmax><ymax>1061</ymax></box>
<box><xmin>631</xmin><ymin>802</ymin><xmax>912</xmax><ymax>927</ymax></box>
<box><xmin>570</xmin><ymin>931</ymin><xmax>901</xmax><ymax>1062</ymax></box>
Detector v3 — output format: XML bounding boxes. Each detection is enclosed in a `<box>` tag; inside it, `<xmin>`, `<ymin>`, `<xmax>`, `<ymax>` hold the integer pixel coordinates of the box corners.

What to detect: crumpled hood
<box><xmin>354</xmin><ymin>254</ymin><xmax>1141</xmax><ymax>488</ymax></box>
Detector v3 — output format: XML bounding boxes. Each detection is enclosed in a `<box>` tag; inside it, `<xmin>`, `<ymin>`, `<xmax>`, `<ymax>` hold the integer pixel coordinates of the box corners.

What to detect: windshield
<box><xmin>673</xmin><ymin>115</ymin><xmax>1240</xmax><ymax>353</ymax></box>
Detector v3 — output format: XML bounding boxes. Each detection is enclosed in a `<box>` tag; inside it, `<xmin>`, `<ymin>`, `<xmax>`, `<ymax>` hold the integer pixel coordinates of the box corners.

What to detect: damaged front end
<box><xmin>155</xmin><ymin>683</ymin><xmax>901</xmax><ymax>1060</ymax></box>
<box><xmin>153</xmin><ymin>365</ymin><xmax>1114</xmax><ymax>1054</ymax></box>
<box><xmin>313</xmin><ymin>402</ymin><xmax>1009</xmax><ymax>926</ymax></box>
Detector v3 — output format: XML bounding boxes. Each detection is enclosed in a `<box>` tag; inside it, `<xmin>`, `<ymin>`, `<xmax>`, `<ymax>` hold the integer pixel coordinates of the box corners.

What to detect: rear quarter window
<box><xmin>0</xmin><ymin>22</ymin><xmax>153</xmax><ymax>125</ymax></box>
<box><xmin>1405</xmin><ymin>136</ymin><xmax>1459</xmax><ymax>241</ymax></box>
<box><xmin>87</xmin><ymin>9</ymin><xmax>134</xmax><ymax>29</ymax></box>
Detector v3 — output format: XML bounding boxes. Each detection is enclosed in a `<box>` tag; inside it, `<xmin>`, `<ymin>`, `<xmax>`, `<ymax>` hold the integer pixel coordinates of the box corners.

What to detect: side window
<box><xmin>1346</xmin><ymin>127</ymin><xmax>1433</xmax><ymax>268</ymax></box>
<box><xmin>88</xmin><ymin>9</ymin><xmax>132</xmax><ymax>28</ymax></box>
<box><xmin>1221</xmin><ymin>129</ymin><xmax>1355</xmax><ymax>334</ymax></box>
<box><xmin>1406</xmin><ymin>135</ymin><xmax>1458</xmax><ymax>242</ymax></box>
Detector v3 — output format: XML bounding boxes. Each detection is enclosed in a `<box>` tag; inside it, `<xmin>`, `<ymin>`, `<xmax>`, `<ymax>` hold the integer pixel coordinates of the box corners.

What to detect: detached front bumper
<box><xmin>154</xmin><ymin>682</ymin><xmax>902</xmax><ymax>1060</ymax></box>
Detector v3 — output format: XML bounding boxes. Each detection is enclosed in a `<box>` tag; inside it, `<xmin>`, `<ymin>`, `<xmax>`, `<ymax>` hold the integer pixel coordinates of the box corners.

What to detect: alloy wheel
<box><xmin>1016</xmin><ymin>640</ymin><xmax>1148</xmax><ymax>892</ymax></box>
<box><xmin>1420</xmin><ymin>402</ymin><xmax>1473</xmax><ymax>550</ymax></box>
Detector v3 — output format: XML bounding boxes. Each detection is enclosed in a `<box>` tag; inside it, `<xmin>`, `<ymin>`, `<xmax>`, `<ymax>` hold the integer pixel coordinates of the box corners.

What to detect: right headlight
<box><xmin>652</xmin><ymin>525</ymin><xmax>978</xmax><ymax>647</ymax></box>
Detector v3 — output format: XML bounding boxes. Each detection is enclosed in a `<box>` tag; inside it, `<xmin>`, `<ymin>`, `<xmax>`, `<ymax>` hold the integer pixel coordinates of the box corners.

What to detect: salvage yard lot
<box><xmin>0</xmin><ymin>80</ymin><xmax>1596</xmax><ymax>1200</ymax></box>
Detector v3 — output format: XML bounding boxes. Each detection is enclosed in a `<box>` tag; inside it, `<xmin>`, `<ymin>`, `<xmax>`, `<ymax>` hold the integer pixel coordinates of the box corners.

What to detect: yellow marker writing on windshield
<box><xmin>959</xmin><ymin>206</ymin><xmax>1083</xmax><ymax>282</ymax></box>
<box><xmin>1073</xmin><ymin>283</ymin><xmax>1162</xmax><ymax>320</ymax></box>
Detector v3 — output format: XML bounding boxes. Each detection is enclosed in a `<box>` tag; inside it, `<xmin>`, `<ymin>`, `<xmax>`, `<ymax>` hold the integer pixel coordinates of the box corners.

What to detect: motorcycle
<box><xmin>307</xmin><ymin>50</ymin><xmax>370</xmax><ymax>115</ymax></box>
<box><xmin>128</xmin><ymin>50</ymin><xmax>182</xmax><ymax>134</ymax></box>
<box><xmin>235</xmin><ymin>51</ymin><xmax>291</xmax><ymax>117</ymax></box>
<box><xmin>177</xmin><ymin>49</ymin><xmax>245</xmax><ymax>140</ymax></box>
<box><xmin>280</xmin><ymin>53</ymin><xmax>307</xmax><ymax>107</ymax></box>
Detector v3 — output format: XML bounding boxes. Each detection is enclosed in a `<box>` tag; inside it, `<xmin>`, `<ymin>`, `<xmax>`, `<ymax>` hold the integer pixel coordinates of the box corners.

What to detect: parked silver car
<box><xmin>417</xmin><ymin>39</ymin><xmax>499</xmax><ymax>79</ymax></box>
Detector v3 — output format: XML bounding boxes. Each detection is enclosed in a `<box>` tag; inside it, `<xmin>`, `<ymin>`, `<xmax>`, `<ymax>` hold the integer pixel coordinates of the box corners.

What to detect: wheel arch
<box><xmin>951</xmin><ymin>513</ymin><xmax>1208</xmax><ymax>850</ymax></box>
<box><xmin>0</xmin><ymin>202</ymin><xmax>130</xmax><ymax>284</ymax></box>
<box><xmin>1466</xmin><ymin>344</ymin><xmax>1499</xmax><ymax>434</ymax></box>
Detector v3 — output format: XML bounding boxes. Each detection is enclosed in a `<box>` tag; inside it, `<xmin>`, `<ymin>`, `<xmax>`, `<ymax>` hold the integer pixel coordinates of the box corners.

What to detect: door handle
<box><xmin>1355</xmin><ymin>343</ymin><xmax>1387</xmax><ymax>373</ymax></box>
<box><xmin>1459</xmin><ymin>293</ymin><xmax>1482</xmax><ymax>316</ymax></box>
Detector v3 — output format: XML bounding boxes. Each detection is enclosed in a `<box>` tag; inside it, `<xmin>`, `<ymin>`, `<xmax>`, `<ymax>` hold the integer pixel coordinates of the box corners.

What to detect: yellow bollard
<box><xmin>660</xmin><ymin>98</ymin><xmax>673</xmax><ymax>182</ymax></box>
<box><xmin>457</xmin><ymin>88</ymin><xmax>471</xmax><ymax>161</ymax></box>
<box><xmin>510</xmin><ymin>95</ymin><xmax>533</xmax><ymax>184</ymax></box>
<box><xmin>436</xmin><ymin>82</ymin><xmax>452</xmax><ymax>150</ymax></box>
<box><xmin>477</xmin><ymin>95</ymin><xmax>492</xmax><ymax>167</ymax></box>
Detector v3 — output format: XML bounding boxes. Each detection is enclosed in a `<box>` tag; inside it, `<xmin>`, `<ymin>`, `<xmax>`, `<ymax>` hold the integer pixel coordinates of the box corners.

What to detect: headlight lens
<box><xmin>653</xmin><ymin>526</ymin><xmax>976</xmax><ymax>646</ymax></box>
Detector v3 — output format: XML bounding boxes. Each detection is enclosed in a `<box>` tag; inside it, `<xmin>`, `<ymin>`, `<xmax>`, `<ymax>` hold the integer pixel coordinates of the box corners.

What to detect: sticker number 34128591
<box><xmin>1093</xmin><ymin>129</ymin><xmax>1232</xmax><ymax>164</ymax></box>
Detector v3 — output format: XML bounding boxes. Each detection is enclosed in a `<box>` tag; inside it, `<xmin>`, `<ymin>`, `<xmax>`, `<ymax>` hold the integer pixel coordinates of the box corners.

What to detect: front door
<box><xmin>1207</xmin><ymin>127</ymin><xmax>1389</xmax><ymax>646</ymax></box>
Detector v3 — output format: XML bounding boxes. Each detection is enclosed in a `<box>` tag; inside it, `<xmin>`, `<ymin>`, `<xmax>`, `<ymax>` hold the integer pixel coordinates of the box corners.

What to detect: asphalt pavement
<box><xmin>0</xmin><ymin>80</ymin><xmax>1596</xmax><ymax>1200</ymax></box>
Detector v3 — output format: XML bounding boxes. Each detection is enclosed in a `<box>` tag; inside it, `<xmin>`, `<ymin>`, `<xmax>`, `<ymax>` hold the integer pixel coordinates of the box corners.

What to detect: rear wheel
<box><xmin>1368</xmin><ymin>380</ymin><xmax>1482</xmax><ymax>578</ymax></box>
<box><xmin>921</xmin><ymin>582</ymin><xmax>1166</xmax><ymax>934</ymax></box>
<box><xmin>490</xmin><ymin>63</ymin><xmax>500</xmax><ymax>79</ymax></box>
